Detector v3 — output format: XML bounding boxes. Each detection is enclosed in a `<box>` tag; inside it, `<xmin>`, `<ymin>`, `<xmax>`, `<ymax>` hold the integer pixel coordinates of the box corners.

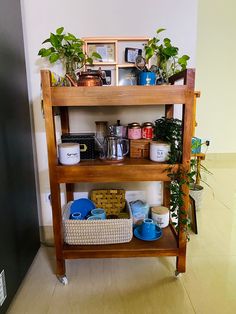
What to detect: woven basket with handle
<box><xmin>90</xmin><ymin>189</ymin><xmax>125</xmax><ymax>216</ymax></box>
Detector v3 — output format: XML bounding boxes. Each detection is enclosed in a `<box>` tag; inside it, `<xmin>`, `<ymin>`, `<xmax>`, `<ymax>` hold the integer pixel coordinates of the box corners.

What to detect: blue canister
<box><xmin>139</xmin><ymin>72</ymin><xmax>156</xmax><ymax>86</ymax></box>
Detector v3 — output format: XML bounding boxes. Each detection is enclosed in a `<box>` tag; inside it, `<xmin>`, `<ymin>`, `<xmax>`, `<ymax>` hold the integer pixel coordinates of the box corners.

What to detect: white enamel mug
<box><xmin>58</xmin><ymin>143</ymin><xmax>80</xmax><ymax>165</ymax></box>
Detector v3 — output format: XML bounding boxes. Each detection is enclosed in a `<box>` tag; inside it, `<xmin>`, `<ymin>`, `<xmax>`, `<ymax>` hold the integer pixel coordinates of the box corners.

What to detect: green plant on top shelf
<box><xmin>38</xmin><ymin>27</ymin><xmax>101</xmax><ymax>77</ymax></box>
<box><xmin>144</xmin><ymin>28</ymin><xmax>190</xmax><ymax>83</ymax></box>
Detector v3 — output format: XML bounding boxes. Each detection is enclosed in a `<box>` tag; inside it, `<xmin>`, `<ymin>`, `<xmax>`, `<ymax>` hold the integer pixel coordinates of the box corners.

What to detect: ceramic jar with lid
<box><xmin>151</xmin><ymin>206</ymin><xmax>169</xmax><ymax>228</ymax></box>
<box><xmin>128</xmin><ymin>122</ymin><xmax>141</xmax><ymax>140</ymax></box>
<box><xmin>149</xmin><ymin>141</ymin><xmax>170</xmax><ymax>162</ymax></box>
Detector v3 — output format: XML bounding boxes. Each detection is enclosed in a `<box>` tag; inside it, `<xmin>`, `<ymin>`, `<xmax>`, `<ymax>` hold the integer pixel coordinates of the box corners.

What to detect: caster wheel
<box><xmin>175</xmin><ymin>270</ymin><xmax>181</xmax><ymax>278</ymax></box>
<box><xmin>57</xmin><ymin>275</ymin><xmax>68</xmax><ymax>285</ymax></box>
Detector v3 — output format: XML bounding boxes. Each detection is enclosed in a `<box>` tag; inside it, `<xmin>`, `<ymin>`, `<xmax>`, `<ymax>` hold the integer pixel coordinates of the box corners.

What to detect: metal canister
<box><xmin>128</xmin><ymin>122</ymin><xmax>142</xmax><ymax>140</ymax></box>
<box><xmin>142</xmin><ymin>122</ymin><xmax>154</xmax><ymax>139</ymax></box>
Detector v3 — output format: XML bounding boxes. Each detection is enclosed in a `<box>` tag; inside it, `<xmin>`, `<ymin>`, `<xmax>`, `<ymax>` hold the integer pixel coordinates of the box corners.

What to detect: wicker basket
<box><xmin>90</xmin><ymin>189</ymin><xmax>125</xmax><ymax>216</ymax></box>
<box><xmin>63</xmin><ymin>201</ymin><xmax>133</xmax><ymax>245</ymax></box>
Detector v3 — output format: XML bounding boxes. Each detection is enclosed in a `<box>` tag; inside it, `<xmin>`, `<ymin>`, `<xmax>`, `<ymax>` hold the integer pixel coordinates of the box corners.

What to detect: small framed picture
<box><xmin>118</xmin><ymin>67</ymin><xmax>139</xmax><ymax>86</ymax></box>
<box><xmin>87</xmin><ymin>42</ymin><xmax>116</xmax><ymax>63</ymax></box>
<box><xmin>125</xmin><ymin>47</ymin><xmax>142</xmax><ymax>63</ymax></box>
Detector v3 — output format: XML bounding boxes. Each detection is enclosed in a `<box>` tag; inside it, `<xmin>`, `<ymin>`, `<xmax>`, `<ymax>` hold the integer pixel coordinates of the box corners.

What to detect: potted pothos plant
<box><xmin>141</xmin><ymin>28</ymin><xmax>190</xmax><ymax>84</ymax></box>
<box><xmin>189</xmin><ymin>142</ymin><xmax>212</xmax><ymax>210</ymax></box>
<box><xmin>38</xmin><ymin>27</ymin><xmax>101</xmax><ymax>79</ymax></box>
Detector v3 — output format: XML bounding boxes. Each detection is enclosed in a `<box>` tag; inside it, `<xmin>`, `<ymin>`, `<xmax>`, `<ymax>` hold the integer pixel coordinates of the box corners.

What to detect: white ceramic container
<box><xmin>58</xmin><ymin>143</ymin><xmax>80</xmax><ymax>165</ymax></box>
<box><xmin>149</xmin><ymin>141</ymin><xmax>170</xmax><ymax>162</ymax></box>
<box><xmin>151</xmin><ymin>206</ymin><xmax>169</xmax><ymax>228</ymax></box>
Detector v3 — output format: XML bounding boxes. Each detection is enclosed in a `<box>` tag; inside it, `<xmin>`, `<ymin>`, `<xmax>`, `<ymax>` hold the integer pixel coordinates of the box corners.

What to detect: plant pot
<box><xmin>189</xmin><ymin>184</ymin><xmax>204</xmax><ymax>211</ymax></box>
<box><xmin>138</xmin><ymin>72</ymin><xmax>156</xmax><ymax>85</ymax></box>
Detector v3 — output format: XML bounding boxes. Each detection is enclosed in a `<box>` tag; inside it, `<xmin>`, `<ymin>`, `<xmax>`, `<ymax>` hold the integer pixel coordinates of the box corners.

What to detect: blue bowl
<box><xmin>70</xmin><ymin>198</ymin><xmax>96</xmax><ymax>219</ymax></box>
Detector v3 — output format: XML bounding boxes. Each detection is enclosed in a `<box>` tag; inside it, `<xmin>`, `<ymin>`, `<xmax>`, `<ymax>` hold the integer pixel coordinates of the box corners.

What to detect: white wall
<box><xmin>20</xmin><ymin>0</ymin><xmax>198</xmax><ymax>226</ymax></box>
<box><xmin>195</xmin><ymin>0</ymin><xmax>236</xmax><ymax>152</ymax></box>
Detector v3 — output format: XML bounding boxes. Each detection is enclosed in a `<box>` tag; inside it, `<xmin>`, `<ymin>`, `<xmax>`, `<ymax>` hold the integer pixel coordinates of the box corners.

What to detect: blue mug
<box><xmin>139</xmin><ymin>72</ymin><xmax>156</xmax><ymax>86</ymax></box>
<box><xmin>141</xmin><ymin>218</ymin><xmax>156</xmax><ymax>238</ymax></box>
<box><xmin>71</xmin><ymin>212</ymin><xmax>82</xmax><ymax>220</ymax></box>
<box><xmin>87</xmin><ymin>216</ymin><xmax>102</xmax><ymax>220</ymax></box>
<box><xmin>91</xmin><ymin>208</ymin><xmax>106</xmax><ymax>220</ymax></box>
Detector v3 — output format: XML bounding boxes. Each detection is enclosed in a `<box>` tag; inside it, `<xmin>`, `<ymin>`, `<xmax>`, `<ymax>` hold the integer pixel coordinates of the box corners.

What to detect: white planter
<box><xmin>189</xmin><ymin>184</ymin><xmax>204</xmax><ymax>211</ymax></box>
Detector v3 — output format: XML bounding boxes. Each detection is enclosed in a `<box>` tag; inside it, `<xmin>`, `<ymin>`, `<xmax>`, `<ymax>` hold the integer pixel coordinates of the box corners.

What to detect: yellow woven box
<box><xmin>90</xmin><ymin>189</ymin><xmax>125</xmax><ymax>216</ymax></box>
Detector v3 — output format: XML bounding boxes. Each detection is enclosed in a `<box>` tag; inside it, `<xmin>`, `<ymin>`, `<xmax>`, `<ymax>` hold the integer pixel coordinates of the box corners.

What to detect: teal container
<box><xmin>191</xmin><ymin>137</ymin><xmax>201</xmax><ymax>154</ymax></box>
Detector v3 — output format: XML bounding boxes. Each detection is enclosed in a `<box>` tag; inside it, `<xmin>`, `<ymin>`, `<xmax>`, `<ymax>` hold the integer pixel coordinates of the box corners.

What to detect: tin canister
<box><xmin>142</xmin><ymin>122</ymin><xmax>153</xmax><ymax>139</ymax></box>
<box><xmin>128</xmin><ymin>122</ymin><xmax>141</xmax><ymax>140</ymax></box>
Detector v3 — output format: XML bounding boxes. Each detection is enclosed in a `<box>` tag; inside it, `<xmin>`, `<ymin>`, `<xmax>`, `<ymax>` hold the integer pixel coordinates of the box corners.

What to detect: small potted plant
<box><xmin>151</xmin><ymin>117</ymin><xmax>183</xmax><ymax>163</ymax></box>
<box><xmin>138</xmin><ymin>28</ymin><xmax>190</xmax><ymax>84</ymax></box>
<box><xmin>189</xmin><ymin>142</ymin><xmax>212</xmax><ymax>210</ymax></box>
<box><xmin>38</xmin><ymin>27</ymin><xmax>101</xmax><ymax>79</ymax></box>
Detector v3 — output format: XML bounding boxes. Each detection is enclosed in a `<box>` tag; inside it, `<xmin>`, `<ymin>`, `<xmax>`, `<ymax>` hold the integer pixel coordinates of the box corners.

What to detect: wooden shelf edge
<box><xmin>49</xmin><ymin>84</ymin><xmax>190</xmax><ymax>106</ymax></box>
<box><xmin>55</xmin><ymin>161</ymin><xmax>179</xmax><ymax>183</ymax></box>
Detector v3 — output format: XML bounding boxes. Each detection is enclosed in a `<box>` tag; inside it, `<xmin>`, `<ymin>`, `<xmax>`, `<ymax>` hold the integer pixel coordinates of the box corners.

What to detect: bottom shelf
<box><xmin>63</xmin><ymin>226</ymin><xmax>179</xmax><ymax>259</ymax></box>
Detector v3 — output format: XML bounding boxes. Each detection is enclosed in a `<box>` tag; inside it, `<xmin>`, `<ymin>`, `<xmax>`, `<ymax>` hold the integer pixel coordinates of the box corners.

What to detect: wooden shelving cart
<box><xmin>41</xmin><ymin>69</ymin><xmax>195</xmax><ymax>284</ymax></box>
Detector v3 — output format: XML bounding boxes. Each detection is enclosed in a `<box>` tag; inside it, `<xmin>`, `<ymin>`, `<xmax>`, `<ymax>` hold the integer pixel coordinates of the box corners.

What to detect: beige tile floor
<box><xmin>7</xmin><ymin>154</ymin><xmax>236</xmax><ymax>314</ymax></box>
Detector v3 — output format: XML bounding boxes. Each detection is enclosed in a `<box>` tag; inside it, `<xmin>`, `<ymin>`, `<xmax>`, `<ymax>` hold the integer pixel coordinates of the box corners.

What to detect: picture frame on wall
<box><xmin>87</xmin><ymin>42</ymin><xmax>116</xmax><ymax>63</ymax></box>
<box><xmin>118</xmin><ymin>67</ymin><xmax>140</xmax><ymax>86</ymax></box>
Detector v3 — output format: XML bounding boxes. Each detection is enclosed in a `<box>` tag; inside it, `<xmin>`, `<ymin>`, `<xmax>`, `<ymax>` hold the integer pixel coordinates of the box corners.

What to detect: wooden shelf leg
<box><xmin>66</xmin><ymin>183</ymin><xmax>74</xmax><ymax>202</ymax></box>
<box><xmin>176</xmin><ymin>250</ymin><xmax>186</xmax><ymax>273</ymax></box>
<box><xmin>50</xmin><ymin>184</ymin><xmax>66</xmax><ymax>277</ymax></box>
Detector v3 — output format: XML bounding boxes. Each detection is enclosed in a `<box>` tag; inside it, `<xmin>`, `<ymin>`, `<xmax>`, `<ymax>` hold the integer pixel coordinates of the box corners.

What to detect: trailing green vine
<box><xmin>165</xmin><ymin>165</ymin><xmax>195</xmax><ymax>239</ymax></box>
<box><xmin>155</xmin><ymin>117</ymin><xmax>195</xmax><ymax>238</ymax></box>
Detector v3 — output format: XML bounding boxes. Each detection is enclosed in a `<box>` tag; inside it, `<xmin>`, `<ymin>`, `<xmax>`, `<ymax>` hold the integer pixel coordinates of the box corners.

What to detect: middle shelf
<box><xmin>55</xmin><ymin>158</ymin><xmax>179</xmax><ymax>183</ymax></box>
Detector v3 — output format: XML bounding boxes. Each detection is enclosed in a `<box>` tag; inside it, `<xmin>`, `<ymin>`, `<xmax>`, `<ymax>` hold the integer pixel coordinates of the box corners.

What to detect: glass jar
<box><xmin>128</xmin><ymin>122</ymin><xmax>142</xmax><ymax>140</ymax></box>
<box><xmin>142</xmin><ymin>122</ymin><xmax>154</xmax><ymax>139</ymax></box>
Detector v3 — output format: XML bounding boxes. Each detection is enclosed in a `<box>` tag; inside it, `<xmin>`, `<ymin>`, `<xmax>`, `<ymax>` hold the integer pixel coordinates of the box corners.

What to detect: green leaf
<box><xmin>86</xmin><ymin>57</ymin><xmax>93</xmax><ymax>65</ymax></box>
<box><xmin>163</xmin><ymin>38</ymin><xmax>171</xmax><ymax>47</ymax></box>
<box><xmin>56</xmin><ymin>27</ymin><xmax>64</xmax><ymax>35</ymax></box>
<box><xmin>38</xmin><ymin>48</ymin><xmax>53</xmax><ymax>57</ymax></box>
<box><xmin>163</xmin><ymin>46</ymin><xmax>178</xmax><ymax>57</ymax></box>
<box><xmin>38</xmin><ymin>48</ymin><xmax>46</xmax><ymax>56</ymax></box>
<box><xmin>49</xmin><ymin>53</ymin><xmax>59</xmax><ymax>63</ymax></box>
<box><xmin>145</xmin><ymin>46</ymin><xmax>154</xmax><ymax>61</ymax></box>
<box><xmin>42</xmin><ymin>38</ymin><xmax>51</xmax><ymax>44</ymax></box>
<box><xmin>67</xmin><ymin>33</ymin><xmax>77</xmax><ymax>40</ymax></box>
<box><xmin>91</xmin><ymin>52</ymin><xmax>102</xmax><ymax>60</ymax></box>
<box><xmin>156</xmin><ymin>28</ymin><xmax>166</xmax><ymax>34</ymax></box>
<box><xmin>50</xmin><ymin>33</ymin><xmax>60</xmax><ymax>48</ymax></box>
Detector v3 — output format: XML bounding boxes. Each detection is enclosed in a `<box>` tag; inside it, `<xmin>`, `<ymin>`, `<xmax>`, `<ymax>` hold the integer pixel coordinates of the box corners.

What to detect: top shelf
<box><xmin>50</xmin><ymin>85</ymin><xmax>191</xmax><ymax>107</ymax></box>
